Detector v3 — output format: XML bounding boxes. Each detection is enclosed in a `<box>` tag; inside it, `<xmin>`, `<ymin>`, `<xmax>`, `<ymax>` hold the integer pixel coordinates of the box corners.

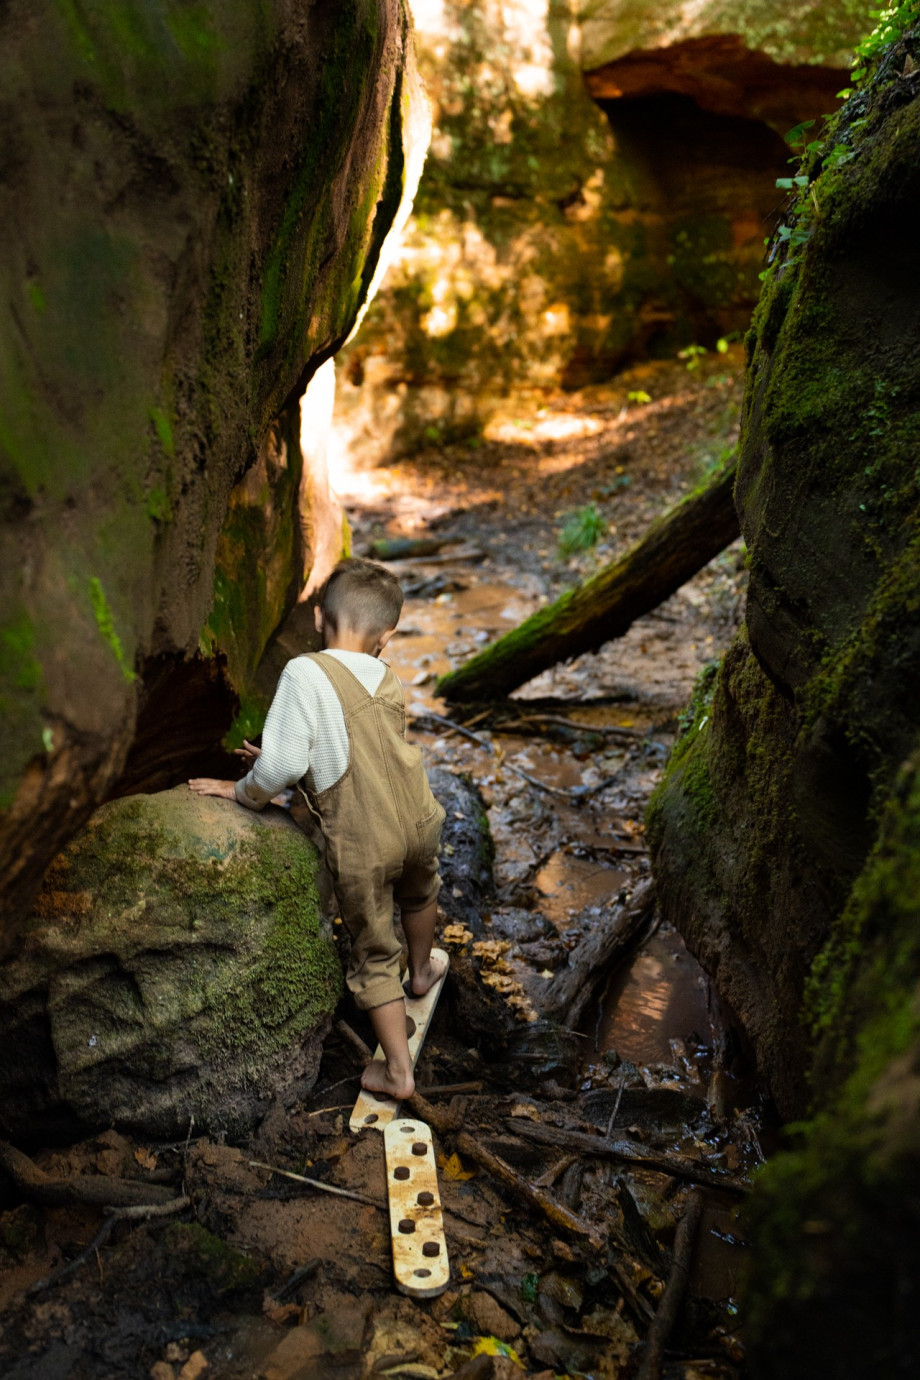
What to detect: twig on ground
<box><xmin>29</xmin><ymin>1196</ymin><xmax>191</xmax><ymax>1295</ymax></box>
<box><xmin>335</xmin><ymin>1020</ymin><xmax>374</xmax><ymax>1063</ymax></box>
<box><xmin>491</xmin><ymin>713</ymin><xmax>643</xmax><ymax>742</ymax></box>
<box><xmin>635</xmin><ymin>1190</ymin><xmax>705</xmax><ymax>1380</ymax></box>
<box><xmin>249</xmin><ymin>1160</ymin><xmax>386</xmax><ymax>1211</ymax></box>
<box><xmin>454</xmin><ymin>1131</ymin><xmax>599</xmax><ymax>1246</ymax></box>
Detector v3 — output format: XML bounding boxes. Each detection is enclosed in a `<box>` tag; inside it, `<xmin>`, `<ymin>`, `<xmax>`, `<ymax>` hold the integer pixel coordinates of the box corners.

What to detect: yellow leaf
<box><xmin>472</xmin><ymin>1337</ymin><xmax>523</xmax><ymax>1366</ymax></box>
<box><xmin>438</xmin><ymin>1151</ymin><xmax>475</xmax><ymax>1181</ymax></box>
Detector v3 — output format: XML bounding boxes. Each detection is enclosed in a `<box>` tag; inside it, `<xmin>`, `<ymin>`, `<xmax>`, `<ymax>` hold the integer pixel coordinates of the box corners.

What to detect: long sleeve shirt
<box><xmin>234</xmin><ymin>649</ymin><xmax>387</xmax><ymax>810</ymax></box>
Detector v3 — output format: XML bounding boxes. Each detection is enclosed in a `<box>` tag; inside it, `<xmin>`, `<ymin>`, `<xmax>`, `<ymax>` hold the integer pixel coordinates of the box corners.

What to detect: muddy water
<box><xmin>596</xmin><ymin>924</ymin><xmax>712</xmax><ymax>1067</ymax></box>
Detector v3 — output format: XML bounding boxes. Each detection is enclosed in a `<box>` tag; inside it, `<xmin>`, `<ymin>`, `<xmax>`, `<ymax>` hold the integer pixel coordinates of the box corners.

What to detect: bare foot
<box><xmin>407</xmin><ymin>951</ymin><xmax>448</xmax><ymax>999</ymax></box>
<box><xmin>360</xmin><ymin>1057</ymin><xmax>415</xmax><ymax>1101</ymax></box>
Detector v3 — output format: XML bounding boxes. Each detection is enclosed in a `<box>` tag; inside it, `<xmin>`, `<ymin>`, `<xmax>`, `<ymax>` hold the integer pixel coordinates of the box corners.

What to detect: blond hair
<box><xmin>320</xmin><ymin>557</ymin><xmax>403</xmax><ymax>638</ymax></box>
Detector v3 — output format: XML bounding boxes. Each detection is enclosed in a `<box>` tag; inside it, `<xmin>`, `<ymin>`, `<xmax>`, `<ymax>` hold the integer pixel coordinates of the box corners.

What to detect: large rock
<box><xmin>648</xmin><ymin>25</ymin><xmax>920</xmax><ymax>1374</ymax></box>
<box><xmin>0</xmin><ymin>0</ymin><xmax>426</xmax><ymax>943</ymax></box>
<box><xmin>332</xmin><ymin>0</ymin><xmax>860</xmax><ymax>462</ymax></box>
<box><xmin>0</xmin><ymin>788</ymin><xmax>341</xmax><ymax>1140</ymax></box>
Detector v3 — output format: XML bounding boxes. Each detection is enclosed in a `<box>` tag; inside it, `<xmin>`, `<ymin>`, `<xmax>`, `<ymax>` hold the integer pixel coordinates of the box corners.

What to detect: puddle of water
<box><xmin>385</xmin><ymin>573</ymin><xmax>537</xmax><ymax>711</ymax></box>
<box><xmin>535</xmin><ymin>851</ymin><xmax>627</xmax><ymax>928</ymax></box>
<box><xmin>597</xmin><ymin>923</ymin><xmax>712</xmax><ymax>1068</ymax></box>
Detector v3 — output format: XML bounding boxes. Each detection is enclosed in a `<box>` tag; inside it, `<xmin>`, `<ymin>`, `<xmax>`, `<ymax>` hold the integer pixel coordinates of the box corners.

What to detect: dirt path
<box><xmin>0</xmin><ymin>352</ymin><xmax>761</xmax><ymax>1380</ymax></box>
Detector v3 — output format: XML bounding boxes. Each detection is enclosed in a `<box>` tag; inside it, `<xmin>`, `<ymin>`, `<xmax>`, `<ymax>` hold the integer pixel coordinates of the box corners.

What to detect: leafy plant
<box><xmin>762</xmin><ymin>4</ymin><xmax>920</xmax><ymax>282</ymax></box>
<box><xmin>678</xmin><ymin>344</ymin><xmax>707</xmax><ymax>371</ymax></box>
<box><xmin>627</xmin><ymin>389</ymin><xmax>651</xmax><ymax>405</ymax></box>
<box><xmin>558</xmin><ymin>502</ymin><xmax>606</xmax><ymax>557</ymax></box>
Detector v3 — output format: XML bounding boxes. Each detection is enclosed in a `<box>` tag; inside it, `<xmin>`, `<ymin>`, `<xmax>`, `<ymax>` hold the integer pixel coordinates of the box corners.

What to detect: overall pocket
<box><xmin>415</xmin><ymin>801</ymin><xmax>446</xmax><ymax>858</ymax></box>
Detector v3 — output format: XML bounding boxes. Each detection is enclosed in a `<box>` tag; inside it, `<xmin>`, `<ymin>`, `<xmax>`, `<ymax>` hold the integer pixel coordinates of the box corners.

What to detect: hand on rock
<box><xmin>188</xmin><ymin>778</ymin><xmax>237</xmax><ymax>799</ymax></box>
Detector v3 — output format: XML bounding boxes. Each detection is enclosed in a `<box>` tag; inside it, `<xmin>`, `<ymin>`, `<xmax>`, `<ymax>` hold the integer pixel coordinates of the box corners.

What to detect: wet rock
<box><xmin>0</xmin><ymin>788</ymin><xmax>341</xmax><ymax>1140</ymax></box>
<box><xmin>488</xmin><ymin>1022</ymin><xmax>583</xmax><ymax>1092</ymax></box>
<box><xmin>429</xmin><ymin>766</ymin><xmax>494</xmax><ymax>935</ymax></box>
<box><xmin>460</xmin><ymin>1291</ymin><xmax>520</xmax><ymax>1343</ymax></box>
<box><xmin>489</xmin><ymin>909</ymin><xmax>557</xmax><ymax>945</ymax></box>
<box><xmin>260</xmin><ymin>1296</ymin><xmax>373</xmax><ymax>1380</ymax></box>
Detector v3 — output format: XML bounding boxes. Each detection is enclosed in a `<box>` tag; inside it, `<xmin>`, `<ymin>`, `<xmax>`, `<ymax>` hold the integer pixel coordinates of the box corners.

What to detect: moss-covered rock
<box><xmin>648</xmin><ymin>21</ymin><xmax>920</xmax><ymax>1372</ymax></box>
<box><xmin>0</xmin><ymin>787</ymin><xmax>341</xmax><ymax>1140</ymax></box>
<box><xmin>0</xmin><ymin>0</ymin><xmax>425</xmax><ymax>940</ymax></box>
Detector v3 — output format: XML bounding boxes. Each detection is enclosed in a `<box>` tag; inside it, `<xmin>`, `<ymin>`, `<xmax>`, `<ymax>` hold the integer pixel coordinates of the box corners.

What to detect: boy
<box><xmin>189</xmin><ymin>557</ymin><xmax>446</xmax><ymax>1101</ymax></box>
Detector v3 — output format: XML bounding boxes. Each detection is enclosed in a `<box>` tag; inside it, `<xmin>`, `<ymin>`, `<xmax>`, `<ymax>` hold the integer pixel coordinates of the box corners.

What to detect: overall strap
<box><xmin>304</xmin><ymin>651</ymin><xmax>384</xmax><ymax>716</ymax></box>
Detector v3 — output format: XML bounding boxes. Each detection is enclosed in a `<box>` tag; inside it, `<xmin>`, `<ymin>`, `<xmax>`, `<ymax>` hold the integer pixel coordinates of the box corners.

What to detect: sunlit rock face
<box><xmin>0</xmin><ymin>1</ymin><xmax>424</xmax><ymax>941</ymax></box>
<box><xmin>0</xmin><ymin>789</ymin><xmax>341</xmax><ymax>1141</ymax></box>
<box><xmin>332</xmin><ymin>0</ymin><xmax>861</xmax><ymax>462</ymax></box>
<box><xmin>648</xmin><ymin>32</ymin><xmax>920</xmax><ymax>1373</ymax></box>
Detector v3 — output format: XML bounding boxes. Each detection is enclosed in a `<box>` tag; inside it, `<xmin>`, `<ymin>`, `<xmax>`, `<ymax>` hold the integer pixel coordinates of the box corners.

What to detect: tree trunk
<box><xmin>437</xmin><ymin>460</ymin><xmax>739</xmax><ymax>701</ymax></box>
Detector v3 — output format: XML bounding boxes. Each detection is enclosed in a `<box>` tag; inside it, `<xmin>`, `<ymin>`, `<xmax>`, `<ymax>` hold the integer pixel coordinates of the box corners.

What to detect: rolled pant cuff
<box><xmin>348</xmin><ymin>974</ymin><xmax>406</xmax><ymax>1011</ymax></box>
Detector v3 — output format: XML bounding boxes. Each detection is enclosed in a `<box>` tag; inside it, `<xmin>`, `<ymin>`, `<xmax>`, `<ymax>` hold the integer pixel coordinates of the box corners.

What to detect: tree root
<box><xmin>0</xmin><ymin>1140</ymin><xmax>178</xmax><ymax>1209</ymax></box>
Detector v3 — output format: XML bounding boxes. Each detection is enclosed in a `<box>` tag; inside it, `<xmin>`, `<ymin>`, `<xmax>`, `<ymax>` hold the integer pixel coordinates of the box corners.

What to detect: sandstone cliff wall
<box><xmin>0</xmin><ymin>0</ymin><xmax>425</xmax><ymax>941</ymax></box>
<box><xmin>648</xmin><ymin>18</ymin><xmax>920</xmax><ymax>1371</ymax></box>
<box><xmin>332</xmin><ymin>0</ymin><xmax>864</xmax><ymax>461</ymax></box>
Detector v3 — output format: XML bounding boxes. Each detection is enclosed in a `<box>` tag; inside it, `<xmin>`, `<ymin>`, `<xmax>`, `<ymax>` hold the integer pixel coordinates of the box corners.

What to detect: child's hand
<box><xmin>188</xmin><ymin>778</ymin><xmax>237</xmax><ymax>800</ymax></box>
<box><xmin>233</xmin><ymin>739</ymin><xmax>262</xmax><ymax>770</ymax></box>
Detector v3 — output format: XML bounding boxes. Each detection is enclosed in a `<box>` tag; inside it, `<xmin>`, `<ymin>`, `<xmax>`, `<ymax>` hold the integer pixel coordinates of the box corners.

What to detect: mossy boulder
<box><xmin>0</xmin><ymin>788</ymin><xmax>341</xmax><ymax>1140</ymax></box>
<box><xmin>648</xmin><ymin>25</ymin><xmax>920</xmax><ymax>1373</ymax></box>
<box><xmin>0</xmin><ymin>0</ymin><xmax>425</xmax><ymax>940</ymax></box>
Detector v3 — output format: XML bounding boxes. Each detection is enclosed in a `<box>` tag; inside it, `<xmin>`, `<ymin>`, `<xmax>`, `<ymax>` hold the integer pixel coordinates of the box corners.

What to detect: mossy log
<box><xmin>437</xmin><ymin>461</ymin><xmax>739</xmax><ymax>701</ymax></box>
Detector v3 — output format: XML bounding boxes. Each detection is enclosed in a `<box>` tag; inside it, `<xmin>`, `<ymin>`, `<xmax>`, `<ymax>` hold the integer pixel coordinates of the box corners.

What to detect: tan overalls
<box><xmin>303</xmin><ymin>653</ymin><xmax>445</xmax><ymax>1011</ymax></box>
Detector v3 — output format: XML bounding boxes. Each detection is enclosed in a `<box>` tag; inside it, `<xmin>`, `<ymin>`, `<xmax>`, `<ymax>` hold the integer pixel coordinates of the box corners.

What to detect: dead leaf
<box><xmin>134</xmin><ymin>1147</ymin><xmax>159</xmax><ymax>1172</ymax></box>
<box><xmin>438</xmin><ymin>1152</ymin><xmax>476</xmax><ymax>1181</ymax></box>
<box><xmin>262</xmin><ymin>1299</ymin><xmax>302</xmax><ymax>1325</ymax></box>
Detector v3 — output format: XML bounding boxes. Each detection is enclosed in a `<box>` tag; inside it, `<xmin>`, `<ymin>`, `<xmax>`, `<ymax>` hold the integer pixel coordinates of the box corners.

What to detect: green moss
<box><xmin>0</xmin><ymin>610</ymin><xmax>46</xmax><ymax>809</ymax></box>
<box><xmin>149</xmin><ymin>406</ymin><xmax>175</xmax><ymax>458</ymax></box>
<box><xmin>742</xmin><ymin>753</ymin><xmax>920</xmax><ymax>1373</ymax></box>
<box><xmin>164</xmin><ymin>1222</ymin><xmax>261</xmax><ymax>1293</ymax></box>
<box><xmin>224</xmin><ymin>692</ymin><xmax>270</xmax><ymax>752</ymax></box>
<box><xmin>88</xmin><ymin>576</ymin><xmax>136</xmax><ymax>683</ymax></box>
<box><xmin>32</xmin><ymin>791</ymin><xmax>343</xmax><ymax>1079</ymax></box>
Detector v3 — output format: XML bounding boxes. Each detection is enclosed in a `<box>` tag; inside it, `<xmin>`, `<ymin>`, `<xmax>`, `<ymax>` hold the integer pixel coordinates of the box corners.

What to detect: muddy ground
<box><xmin>0</xmin><ymin>350</ymin><xmax>766</xmax><ymax>1379</ymax></box>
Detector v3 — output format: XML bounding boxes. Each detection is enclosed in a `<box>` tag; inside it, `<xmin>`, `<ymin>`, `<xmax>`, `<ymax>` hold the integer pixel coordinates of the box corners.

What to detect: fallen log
<box><xmin>537</xmin><ymin>878</ymin><xmax>655</xmax><ymax>1025</ymax></box>
<box><xmin>437</xmin><ymin>459</ymin><xmax>739</xmax><ymax>701</ymax></box>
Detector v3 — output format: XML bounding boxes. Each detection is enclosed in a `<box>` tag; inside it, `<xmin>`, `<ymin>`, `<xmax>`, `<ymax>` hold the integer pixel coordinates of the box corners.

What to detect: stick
<box><xmin>511</xmin><ymin>1121</ymin><xmax>749</xmax><ymax>1196</ymax></box>
<box><xmin>335</xmin><ymin>1019</ymin><xmax>373</xmax><ymax>1062</ymax></box>
<box><xmin>249</xmin><ymin>1160</ymin><xmax>386</xmax><ymax>1211</ymax></box>
<box><xmin>29</xmin><ymin>1195</ymin><xmax>191</xmax><ymax>1295</ymax></box>
<box><xmin>409</xmin><ymin>710</ymin><xmax>617</xmax><ymax>802</ymax></box>
<box><xmin>334</xmin><ymin>1021</ymin><xmax>463</xmax><ymax>1136</ymax></box>
<box><xmin>454</xmin><ymin>1131</ymin><xmax>599</xmax><ymax>1246</ymax></box>
<box><xmin>0</xmin><ymin>1141</ymin><xmax>176</xmax><ymax>1209</ymax></box>
<box><xmin>491</xmin><ymin>714</ymin><xmax>642</xmax><ymax>742</ymax></box>
<box><xmin>635</xmin><ymin>1190</ymin><xmax>704</xmax><ymax>1380</ymax></box>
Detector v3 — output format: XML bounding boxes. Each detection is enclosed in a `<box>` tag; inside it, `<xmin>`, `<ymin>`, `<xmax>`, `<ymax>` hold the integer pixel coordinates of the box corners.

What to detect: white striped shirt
<box><xmin>234</xmin><ymin>650</ymin><xmax>387</xmax><ymax>810</ymax></box>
